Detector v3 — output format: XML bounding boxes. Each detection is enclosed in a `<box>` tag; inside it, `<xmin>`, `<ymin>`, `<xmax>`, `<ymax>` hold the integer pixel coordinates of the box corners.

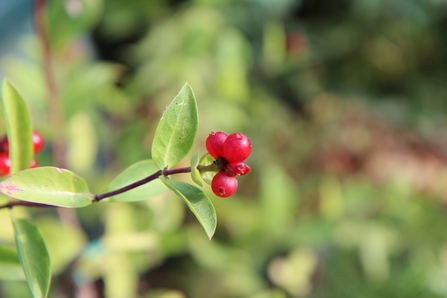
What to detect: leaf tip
<box><xmin>2</xmin><ymin>78</ymin><xmax>11</xmax><ymax>94</ymax></box>
<box><xmin>181</xmin><ymin>82</ymin><xmax>194</xmax><ymax>93</ymax></box>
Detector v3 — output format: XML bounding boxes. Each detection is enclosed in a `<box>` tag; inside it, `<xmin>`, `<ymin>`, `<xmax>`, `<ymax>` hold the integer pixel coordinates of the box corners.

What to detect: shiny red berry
<box><xmin>222</xmin><ymin>133</ymin><xmax>251</xmax><ymax>162</ymax></box>
<box><xmin>0</xmin><ymin>154</ymin><xmax>10</xmax><ymax>176</ymax></box>
<box><xmin>228</xmin><ymin>162</ymin><xmax>251</xmax><ymax>176</ymax></box>
<box><xmin>32</xmin><ymin>131</ymin><xmax>44</xmax><ymax>153</ymax></box>
<box><xmin>211</xmin><ymin>172</ymin><xmax>238</xmax><ymax>198</ymax></box>
<box><xmin>206</xmin><ymin>131</ymin><xmax>228</xmax><ymax>159</ymax></box>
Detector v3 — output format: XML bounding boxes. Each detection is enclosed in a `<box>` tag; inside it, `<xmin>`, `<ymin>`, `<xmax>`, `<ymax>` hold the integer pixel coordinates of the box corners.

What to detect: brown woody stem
<box><xmin>0</xmin><ymin>163</ymin><xmax>217</xmax><ymax>209</ymax></box>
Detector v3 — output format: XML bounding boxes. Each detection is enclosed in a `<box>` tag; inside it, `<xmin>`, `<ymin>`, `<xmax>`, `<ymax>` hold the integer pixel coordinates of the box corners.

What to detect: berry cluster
<box><xmin>206</xmin><ymin>132</ymin><xmax>252</xmax><ymax>197</ymax></box>
<box><xmin>0</xmin><ymin>131</ymin><xmax>44</xmax><ymax>176</ymax></box>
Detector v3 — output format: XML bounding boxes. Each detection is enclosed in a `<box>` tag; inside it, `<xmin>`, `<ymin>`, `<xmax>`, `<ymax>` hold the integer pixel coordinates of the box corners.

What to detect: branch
<box><xmin>0</xmin><ymin>163</ymin><xmax>218</xmax><ymax>209</ymax></box>
<box><xmin>0</xmin><ymin>201</ymin><xmax>56</xmax><ymax>209</ymax></box>
<box><xmin>93</xmin><ymin>166</ymin><xmax>192</xmax><ymax>202</ymax></box>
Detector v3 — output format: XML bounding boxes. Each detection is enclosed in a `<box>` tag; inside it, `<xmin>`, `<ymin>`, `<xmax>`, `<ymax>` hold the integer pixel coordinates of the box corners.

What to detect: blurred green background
<box><xmin>2</xmin><ymin>0</ymin><xmax>447</xmax><ymax>297</ymax></box>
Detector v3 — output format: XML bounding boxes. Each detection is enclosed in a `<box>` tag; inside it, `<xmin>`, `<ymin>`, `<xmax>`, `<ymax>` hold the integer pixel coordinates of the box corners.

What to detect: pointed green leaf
<box><xmin>13</xmin><ymin>217</ymin><xmax>51</xmax><ymax>298</ymax></box>
<box><xmin>0</xmin><ymin>246</ymin><xmax>25</xmax><ymax>280</ymax></box>
<box><xmin>106</xmin><ymin>160</ymin><xmax>165</xmax><ymax>202</ymax></box>
<box><xmin>190</xmin><ymin>151</ymin><xmax>202</xmax><ymax>186</ymax></box>
<box><xmin>161</xmin><ymin>177</ymin><xmax>216</xmax><ymax>239</ymax></box>
<box><xmin>152</xmin><ymin>83</ymin><xmax>198</xmax><ymax>169</ymax></box>
<box><xmin>0</xmin><ymin>167</ymin><xmax>93</xmax><ymax>208</ymax></box>
<box><xmin>1</xmin><ymin>79</ymin><xmax>33</xmax><ymax>174</ymax></box>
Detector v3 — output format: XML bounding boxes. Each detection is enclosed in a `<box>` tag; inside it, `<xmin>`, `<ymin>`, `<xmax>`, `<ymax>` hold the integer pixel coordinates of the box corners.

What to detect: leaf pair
<box><xmin>104</xmin><ymin>83</ymin><xmax>216</xmax><ymax>238</ymax></box>
<box><xmin>151</xmin><ymin>83</ymin><xmax>216</xmax><ymax>239</ymax></box>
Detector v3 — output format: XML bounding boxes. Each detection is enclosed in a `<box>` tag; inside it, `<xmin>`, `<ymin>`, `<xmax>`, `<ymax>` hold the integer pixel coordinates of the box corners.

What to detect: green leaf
<box><xmin>199</xmin><ymin>153</ymin><xmax>217</xmax><ymax>185</ymax></box>
<box><xmin>161</xmin><ymin>177</ymin><xmax>216</xmax><ymax>239</ymax></box>
<box><xmin>0</xmin><ymin>246</ymin><xmax>25</xmax><ymax>281</ymax></box>
<box><xmin>152</xmin><ymin>83</ymin><xmax>198</xmax><ymax>169</ymax></box>
<box><xmin>1</xmin><ymin>79</ymin><xmax>33</xmax><ymax>174</ymax></box>
<box><xmin>190</xmin><ymin>151</ymin><xmax>202</xmax><ymax>186</ymax></box>
<box><xmin>12</xmin><ymin>217</ymin><xmax>51</xmax><ymax>298</ymax></box>
<box><xmin>0</xmin><ymin>167</ymin><xmax>93</xmax><ymax>208</ymax></box>
<box><xmin>106</xmin><ymin>160</ymin><xmax>165</xmax><ymax>202</ymax></box>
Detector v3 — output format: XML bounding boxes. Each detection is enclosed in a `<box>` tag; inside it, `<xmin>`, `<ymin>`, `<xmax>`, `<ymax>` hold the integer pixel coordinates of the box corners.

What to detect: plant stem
<box><xmin>0</xmin><ymin>163</ymin><xmax>217</xmax><ymax>209</ymax></box>
<box><xmin>93</xmin><ymin>166</ymin><xmax>192</xmax><ymax>202</ymax></box>
<box><xmin>0</xmin><ymin>201</ymin><xmax>56</xmax><ymax>209</ymax></box>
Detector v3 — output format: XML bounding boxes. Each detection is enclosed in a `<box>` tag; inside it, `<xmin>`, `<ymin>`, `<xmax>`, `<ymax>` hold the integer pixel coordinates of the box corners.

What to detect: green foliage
<box><xmin>0</xmin><ymin>76</ymin><xmax>214</xmax><ymax>297</ymax></box>
<box><xmin>199</xmin><ymin>153</ymin><xmax>216</xmax><ymax>185</ymax></box>
<box><xmin>161</xmin><ymin>177</ymin><xmax>216</xmax><ymax>239</ymax></box>
<box><xmin>151</xmin><ymin>83</ymin><xmax>198</xmax><ymax>169</ymax></box>
<box><xmin>1</xmin><ymin>80</ymin><xmax>33</xmax><ymax>174</ymax></box>
<box><xmin>190</xmin><ymin>150</ymin><xmax>203</xmax><ymax>186</ymax></box>
<box><xmin>106</xmin><ymin>159</ymin><xmax>165</xmax><ymax>202</ymax></box>
<box><xmin>12</xmin><ymin>217</ymin><xmax>50</xmax><ymax>298</ymax></box>
<box><xmin>0</xmin><ymin>167</ymin><xmax>92</xmax><ymax>208</ymax></box>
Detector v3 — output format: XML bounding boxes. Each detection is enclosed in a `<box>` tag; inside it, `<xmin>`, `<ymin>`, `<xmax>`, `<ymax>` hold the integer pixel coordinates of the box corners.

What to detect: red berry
<box><xmin>211</xmin><ymin>172</ymin><xmax>238</xmax><ymax>198</ymax></box>
<box><xmin>0</xmin><ymin>154</ymin><xmax>10</xmax><ymax>176</ymax></box>
<box><xmin>222</xmin><ymin>133</ymin><xmax>251</xmax><ymax>162</ymax></box>
<box><xmin>206</xmin><ymin>131</ymin><xmax>228</xmax><ymax>159</ymax></box>
<box><xmin>32</xmin><ymin>131</ymin><xmax>44</xmax><ymax>153</ymax></box>
<box><xmin>228</xmin><ymin>162</ymin><xmax>251</xmax><ymax>176</ymax></box>
<box><xmin>30</xmin><ymin>158</ymin><xmax>38</xmax><ymax>168</ymax></box>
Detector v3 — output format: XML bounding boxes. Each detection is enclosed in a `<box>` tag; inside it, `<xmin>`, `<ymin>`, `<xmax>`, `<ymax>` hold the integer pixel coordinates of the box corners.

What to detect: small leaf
<box><xmin>1</xmin><ymin>79</ymin><xmax>33</xmax><ymax>174</ymax></box>
<box><xmin>161</xmin><ymin>177</ymin><xmax>216</xmax><ymax>239</ymax></box>
<box><xmin>12</xmin><ymin>217</ymin><xmax>51</xmax><ymax>298</ymax></box>
<box><xmin>190</xmin><ymin>151</ymin><xmax>202</xmax><ymax>187</ymax></box>
<box><xmin>106</xmin><ymin>160</ymin><xmax>165</xmax><ymax>202</ymax></box>
<box><xmin>0</xmin><ymin>246</ymin><xmax>25</xmax><ymax>280</ymax></box>
<box><xmin>199</xmin><ymin>153</ymin><xmax>217</xmax><ymax>185</ymax></box>
<box><xmin>152</xmin><ymin>83</ymin><xmax>198</xmax><ymax>169</ymax></box>
<box><xmin>0</xmin><ymin>167</ymin><xmax>93</xmax><ymax>208</ymax></box>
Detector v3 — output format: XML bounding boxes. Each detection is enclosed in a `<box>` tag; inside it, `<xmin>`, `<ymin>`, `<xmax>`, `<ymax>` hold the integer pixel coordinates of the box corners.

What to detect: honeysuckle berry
<box><xmin>206</xmin><ymin>131</ymin><xmax>251</xmax><ymax>197</ymax></box>
<box><xmin>228</xmin><ymin>162</ymin><xmax>251</xmax><ymax>176</ymax></box>
<box><xmin>0</xmin><ymin>131</ymin><xmax>44</xmax><ymax>154</ymax></box>
<box><xmin>206</xmin><ymin>131</ymin><xmax>228</xmax><ymax>159</ymax></box>
<box><xmin>222</xmin><ymin>132</ymin><xmax>251</xmax><ymax>162</ymax></box>
<box><xmin>0</xmin><ymin>153</ymin><xmax>10</xmax><ymax>176</ymax></box>
<box><xmin>211</xmin><ymin>172</ymin><xmax>238</xmax><ymax>198</ymax></box>
<box><xmin>32</xmin><ymin>131</ymin><xmax>44</xmax><ymax>153</ymax></box>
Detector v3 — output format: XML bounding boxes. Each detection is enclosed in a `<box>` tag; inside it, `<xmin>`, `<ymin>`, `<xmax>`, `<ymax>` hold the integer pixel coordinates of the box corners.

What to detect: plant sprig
<box><xmin>0</xmin><ymin>81</ymin><xmax>217</xmax><ymax>298</ymax></box>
